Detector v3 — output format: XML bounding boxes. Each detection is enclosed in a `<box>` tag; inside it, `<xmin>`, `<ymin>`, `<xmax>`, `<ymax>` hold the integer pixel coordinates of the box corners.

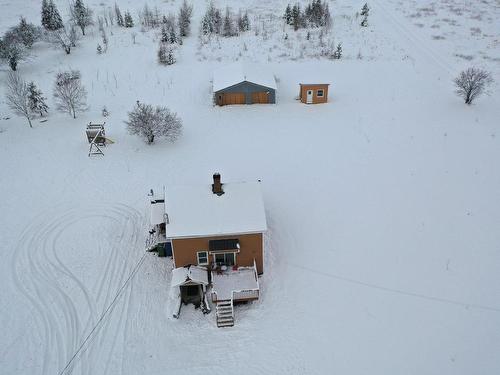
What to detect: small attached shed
<box><xmin>299</xmin><ymin>83</ymin><xmax>330</xmax><ymax>104</ymax></box>
<box><xmin>213</xmin><ymin>63</ymin><xmax>277</xmax><ymax>106</ymax></box>
<box><xmin>171</xmin><ymin>265</ymin><xmax>209</xmax><ymax>306</ymax></box>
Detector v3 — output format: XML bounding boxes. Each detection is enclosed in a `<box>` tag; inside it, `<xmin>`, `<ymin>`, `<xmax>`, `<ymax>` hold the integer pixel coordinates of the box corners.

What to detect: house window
<box><xmin>317</xmin><ymin>89</ymin><xmax>324</xmax><ymax>97</ymax></box>
<box><xmin>197</xmin><ymin>251</ymin><xmax>208</xmax><ymax>265</ymax></box>
<box><xmin>214</xmin><ymin>252</ymin><xmax>235</xmax><ymax>267</ymax></box>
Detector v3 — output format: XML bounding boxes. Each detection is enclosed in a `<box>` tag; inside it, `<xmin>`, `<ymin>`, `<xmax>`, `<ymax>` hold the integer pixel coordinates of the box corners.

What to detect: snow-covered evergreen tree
<box><xmin>178</xmin><ymin>0</ymin><xmax>193</xmax><ymax>37</ymax></box>
<box><xmin>115</xmin><ymin>3</ymin><xmax>124</xmax><ymax>27</ymax></box>
<box><xmin>285</xmin><ymin>0</ymin><xmax>330</xmax><ymax>30</ymax></box>
<box><xmin>361</xmin><ymin>3</ymin><xmax>370</xmax><ymax>16</ymax></box>
<box><xmin>27</xmin><ymin>81</ymin><xmax>48</xmax><ymax>117</ymax></box>
<box><xmin>158</xmin><ymin>43</ymin><xmax>176</xmax><ymax>65</ymax></box>
<box><xmin>42</xmin><ymin>0</ymin><xmax>63</xmax><ymax>31</ymax></box>
<box><xmin>71</xmin><ymin>0</ymin><xmax>93</xmax><ymax>35</ymax></box>
<box><xmin>237</xmin><ymin>11</ymin><xmax>250</xmax><ymax>33</ymax></box>
<box><xmin>291</xmin><ymin>4</ymin><xmax>302</xmax><ymax>31</ymax></box>
<box><xmin>169</xmin><ymin>25</ymin><xmax>177</xmax><ymax>43</ymax></box>
<box><xmin>284</xmin><ymin>4</ymin><xmax>292</xmax><ymax>25</ymax></box>
<box><xmin>361</xmin><ymin>15</ymin><xmax>368</xmax><ymax>27</ymax></box>
<box><xmin>124</xmin><ymin>11</ymin><xmax>134</xmax><ymax>27</ymax></box>
<box><xmin>160</xmin><ymin>24</ymin><xmax>169</xmax><ymax>43</ymax></box>
<box><xmin>41</xmin><ymin>0</ymin><xmax>50</xmax><ymax>29</ymax></box>
<box><xmin>322</xmin><ymin>4</ymin><xmax>331</xmax><ymax>28</ymax></box>
<box><xmin>96</xmin><ymin>43</ymin><xmax>102</xmax><ymax>54</ymax></box>
<box><xmin>158</xmin><ymin>43</ymin><xmax>167</xmax><ymax>63</ymax></box>
<box><xmin>332</xmin><ymin>42</ymin><xmax>342</xmax><ymax>59</ymax></box>
<box><xmin>222</xmin><ymin>7</ymin><xmax>235</xmax><ymax>37</ymax></box>
<box><xmin>201</xmin><ymin>3</ymin><xmax>222</xmax><ymax>36</ymax></box>
<box><xmin>18</xmin><ymin>18</ymin><xmax>37</xmax><ymax>49</ymax></box>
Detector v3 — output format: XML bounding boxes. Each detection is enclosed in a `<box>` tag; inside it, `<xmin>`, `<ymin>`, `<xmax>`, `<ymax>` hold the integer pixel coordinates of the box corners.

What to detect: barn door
<box><xmin>251</xmin><ymin>92</ymin><xmax>268</xmax><ymax>104</ymax></box>
<box><xmin>222</xmin><ymin>93</ymin><xmax>245</xmax><ymax>105</ymax></box>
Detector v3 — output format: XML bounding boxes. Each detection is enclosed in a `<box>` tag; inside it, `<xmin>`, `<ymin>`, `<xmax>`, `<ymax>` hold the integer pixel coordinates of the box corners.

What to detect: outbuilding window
<box><xmin>317</xmin><ymin>89</ymin><xmax>324</xmax><ymax>97</ymax></box>
<box><xmin>197</xmin><ymin>251</ymin><xmax>209</xmax><ymax>265</ymax></box>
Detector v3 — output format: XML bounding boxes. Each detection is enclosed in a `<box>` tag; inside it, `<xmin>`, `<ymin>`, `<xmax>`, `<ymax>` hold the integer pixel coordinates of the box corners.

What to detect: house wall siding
<box><xmin>215</xmin><ymin>81</ymin><xmax>276</xmax><ymax>105</ymax></box>
<box><xmin>172</xmin><ymin>233</ymin><xmax>264</xmax><ymax>274</ymax></box>
<box><xmin>299</xmin><ymin>84</ymin><xmax>329</xmax><ymax>104</ymax></box>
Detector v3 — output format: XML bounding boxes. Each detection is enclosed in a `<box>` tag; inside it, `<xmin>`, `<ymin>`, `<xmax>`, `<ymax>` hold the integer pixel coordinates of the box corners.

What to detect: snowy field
<box><xmin>1</xmin><ymin>0</ymin><xmax>500</xmax><ymax>374</ymax></box>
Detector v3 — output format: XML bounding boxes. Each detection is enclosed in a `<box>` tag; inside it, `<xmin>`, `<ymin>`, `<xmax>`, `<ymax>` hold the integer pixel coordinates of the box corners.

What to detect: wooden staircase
<box><xmin>216</xmin><ymin>299</ymin><xmax>234</xmax><ymax>328</ymax></box>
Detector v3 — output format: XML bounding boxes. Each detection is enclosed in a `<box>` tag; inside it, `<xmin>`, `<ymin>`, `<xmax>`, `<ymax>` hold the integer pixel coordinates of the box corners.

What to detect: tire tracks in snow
<box><xmin>11</xmin><ymin>202</ymin><xmax>145</xmax><ymax>375</ymax></box>
<box><xmin>371</xmin><ymin>0</ymin><xmax>456</xmax><ymax>77</ymax></box>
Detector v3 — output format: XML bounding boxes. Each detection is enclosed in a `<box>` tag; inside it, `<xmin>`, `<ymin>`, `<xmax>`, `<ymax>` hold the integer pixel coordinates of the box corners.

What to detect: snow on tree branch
<box><xmin>53</xmin><ymin>70</ymin><xmax>88</xmax><ymax>118</ymax></box>
<box><xmin>125</xmin><ymin>102</ymin><xmax>182</xmax><ymax>144</ymax></box>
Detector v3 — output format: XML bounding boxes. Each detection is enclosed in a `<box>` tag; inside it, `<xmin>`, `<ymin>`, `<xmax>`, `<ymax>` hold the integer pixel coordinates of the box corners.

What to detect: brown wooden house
<box><xmin>148</xmin><ymin>173</ymin><xmax>267</xmax><ymax>327</ymax></box>
<box><xmin>299</xmin><ymin>83</ymin><xmax>330</xmax><ymax>104</ymax></box>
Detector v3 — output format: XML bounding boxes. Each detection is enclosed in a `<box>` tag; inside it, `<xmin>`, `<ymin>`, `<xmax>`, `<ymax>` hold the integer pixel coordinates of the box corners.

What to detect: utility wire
<box><xmin>57</xmin><ymin>253</ymin><xmax>147</xmax><ymax>375</ymax></box>
<box><xmin>289</xmin><ymin>262</ymin><xmax>500</xmax><ymax>313</ymax></box>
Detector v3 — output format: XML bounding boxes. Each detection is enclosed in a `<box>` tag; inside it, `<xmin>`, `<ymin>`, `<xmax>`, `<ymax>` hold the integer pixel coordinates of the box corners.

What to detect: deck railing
<box><xmin>233</xmin><ymin>289</ymin><xmax>259</xmax><ymax>300</ymax></box>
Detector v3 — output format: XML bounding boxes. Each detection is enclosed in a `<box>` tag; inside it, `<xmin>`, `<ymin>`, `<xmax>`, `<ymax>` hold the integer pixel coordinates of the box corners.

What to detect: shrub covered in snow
<box><xmin>125</xmin><ymin>102</ymin><xmax>182</xmax><ymax>144</ymax></box>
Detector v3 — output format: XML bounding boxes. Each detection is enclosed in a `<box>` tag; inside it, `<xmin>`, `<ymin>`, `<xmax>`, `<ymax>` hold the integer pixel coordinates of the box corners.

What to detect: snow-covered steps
<box><xmin>216</xmin><ymin>299</ymin><xmax>234</xmax><ymax>328</ymax></box>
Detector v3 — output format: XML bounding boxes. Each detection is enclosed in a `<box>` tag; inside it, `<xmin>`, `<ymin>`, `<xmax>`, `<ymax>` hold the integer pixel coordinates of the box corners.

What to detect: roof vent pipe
<box><xmin>212</xmin><ymin>173</ymin><xmax>224</xmax><ymax>196</ymax></box>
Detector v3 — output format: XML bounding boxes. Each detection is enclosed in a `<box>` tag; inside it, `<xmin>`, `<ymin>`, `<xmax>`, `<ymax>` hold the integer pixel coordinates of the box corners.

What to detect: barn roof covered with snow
<box><xmin>165</xmin><ymin>175</ymin><xmax>267</xmax><ymax>239</ymax></box>
<box><xmin>213</xmin><ymin>63</ymin><xmax>277</xmax><ymax>92</ymax></box>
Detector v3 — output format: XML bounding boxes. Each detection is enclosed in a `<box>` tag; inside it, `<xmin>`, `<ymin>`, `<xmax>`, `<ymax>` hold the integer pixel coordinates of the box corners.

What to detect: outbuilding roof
<box><xmin>165</xmin><ymin>179</ymin><xmax>267</xmax><ymax>239</ymax></box>
<box><xmin>213</xmin><ymin>63</ymin><xmax>277</xmax><ymax>92</ymax></box>
<box><xmin>171</xmin><ymin>265</ymin><xmax>209</xmax><ymax>288</ymax></box>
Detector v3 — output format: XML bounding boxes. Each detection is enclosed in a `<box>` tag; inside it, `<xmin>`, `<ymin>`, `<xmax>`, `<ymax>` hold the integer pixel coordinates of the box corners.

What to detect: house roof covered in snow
<box><xmin>171</xmin><ymin>265</ymin><xmax>209</xmax><ymax>287</ymax></box>
<box><xmin>150</xmin><ymin>199</ymin><xmax>165</xmax><ymax>226</ymax></box>
<box><xmin>213</xmin><ymin>63</ymin><xmax>277</xmax><ymax>92</ymax></box>
<box><xmin>165</xmin><ymin>179</ymin><xmax>267</xmax><ymax>239</ymax></box>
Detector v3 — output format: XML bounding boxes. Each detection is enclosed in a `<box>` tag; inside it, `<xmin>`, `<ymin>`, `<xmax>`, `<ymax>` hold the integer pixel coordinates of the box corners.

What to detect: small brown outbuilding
<box><xmin>299</xmin><ymin>83</ymin><xmax>330</xmax><ymax>104</ymax></box>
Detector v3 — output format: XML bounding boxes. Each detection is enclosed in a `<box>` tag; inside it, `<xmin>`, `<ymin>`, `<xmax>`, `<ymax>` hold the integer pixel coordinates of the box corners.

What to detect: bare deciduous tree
<box><xmin>53</xmin><ymin>70</ymin><xmax>87</xmax><ymax>118</ymax></box>
<box><xmin>125</xmin><ymin>102</ymin><xmax>182</xmax><ymax>144</ymax></box>
<box><xmin>454</xmin><ymin>67</ymin><xmax>493</xmax><ymax>105</ymax></box>
<box><xmin>5</xmin><ymin>72</ymin><xmax>33</xmax><ymax>127</ymax></box>
<box><xmin>50</xmin><ymin>24</ymin><xmax>80</xmax><ymax>54</ymax></box>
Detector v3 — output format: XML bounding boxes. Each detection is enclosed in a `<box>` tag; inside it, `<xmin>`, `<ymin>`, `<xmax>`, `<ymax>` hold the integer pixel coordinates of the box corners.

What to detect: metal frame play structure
<box><xmin>85</xmin><ymin>122</ymin><xmax>106</xmax><ymax>157</ymax></box>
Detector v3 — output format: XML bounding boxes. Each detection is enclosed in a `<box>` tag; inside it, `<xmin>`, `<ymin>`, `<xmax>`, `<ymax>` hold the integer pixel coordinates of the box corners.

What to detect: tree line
<box><xmin>201</xmin><ymin>3</ymin><xmax>251</xmax><ymax>38</ymax></box>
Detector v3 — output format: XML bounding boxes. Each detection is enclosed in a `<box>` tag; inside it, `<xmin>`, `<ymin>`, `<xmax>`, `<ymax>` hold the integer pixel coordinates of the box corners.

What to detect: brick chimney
<box><xmin>212</xmin><ymin>173</ymin><xmax>224</xmax><ymax>196</ymax></box>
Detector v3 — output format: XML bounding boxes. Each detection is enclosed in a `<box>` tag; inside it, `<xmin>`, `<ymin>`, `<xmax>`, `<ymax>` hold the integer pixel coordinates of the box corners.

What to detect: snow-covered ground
<box><xmin>1</xmin><ymin>1</ymin><xmax>499</xmax><ymax>374</ymax></box>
